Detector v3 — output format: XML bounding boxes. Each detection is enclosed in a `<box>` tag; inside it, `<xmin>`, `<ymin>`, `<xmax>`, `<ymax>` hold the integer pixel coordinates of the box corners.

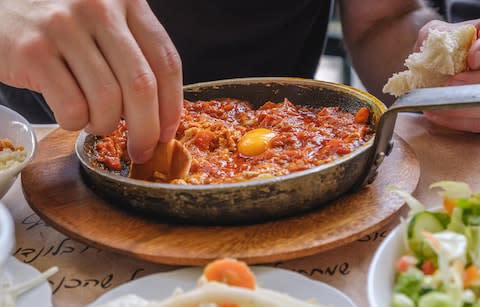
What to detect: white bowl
<box><xmin>367</xmin><ymin>223</ymin><xmax>406</xmax><ymax>307</ymax></box>
<box><xmin>0</xmin><ymin>105</ymin><xmax>36</xmax><ymax>199</ymax></box>
<box><xmin>0</xmin><ymin>202</ymin><xmax>15</xmax><ymax>271</ymax></box>
<box><xmin>368</xmin><ymin>206</ymin><xmax>450</xmax><ymax>306</ymax></box>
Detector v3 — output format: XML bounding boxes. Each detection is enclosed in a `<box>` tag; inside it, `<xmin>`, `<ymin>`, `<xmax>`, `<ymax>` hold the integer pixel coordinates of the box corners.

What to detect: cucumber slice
<box><xmin>407</xmin><ymin>211</ymin><xmax>448</xmax><ymax>257</ymax></box>
<box><xmin>408</xmin><ymin>212</ymin><xmax>448</xmax><ymax>240</ymax></box>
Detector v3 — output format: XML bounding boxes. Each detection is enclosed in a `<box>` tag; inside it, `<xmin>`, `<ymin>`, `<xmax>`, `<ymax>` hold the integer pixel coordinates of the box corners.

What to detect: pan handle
<box><xmin>358</xmin><ymin>84</ymin><xmax>480</xmax><ymax>187</ymax></box>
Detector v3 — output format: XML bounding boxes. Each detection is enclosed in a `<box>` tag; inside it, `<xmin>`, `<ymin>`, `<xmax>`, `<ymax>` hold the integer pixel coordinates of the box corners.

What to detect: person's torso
<box><xmin>147</xmin><ymin>0</ymin><xmax>333</xmax><ymax>84</ymax></box>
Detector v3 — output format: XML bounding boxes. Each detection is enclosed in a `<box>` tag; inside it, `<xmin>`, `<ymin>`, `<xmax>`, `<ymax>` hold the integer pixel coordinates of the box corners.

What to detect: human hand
<box><xmin>0</xmin><ymin>0</ymin><xmax>183</xmax><ymax>162</ymax></box>
<box><xmin>415</xmin><ymin>19</ymin><xmax>480</xmax><ymax>132</ymax></box>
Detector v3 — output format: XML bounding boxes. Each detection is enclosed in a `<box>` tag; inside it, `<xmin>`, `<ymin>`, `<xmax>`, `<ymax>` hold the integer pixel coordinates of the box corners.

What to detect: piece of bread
<box><xmin>383</xmin><ymin>24</ymin><xmax>477</xmax><ymax>97</ymax></box>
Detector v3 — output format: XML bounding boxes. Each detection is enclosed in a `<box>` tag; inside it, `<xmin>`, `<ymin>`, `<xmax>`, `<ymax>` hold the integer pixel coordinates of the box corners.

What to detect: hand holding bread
<box><xmin>383</xmin><ymin>20</ymin><xmax>480</xmax><ymax>132</ymax></box>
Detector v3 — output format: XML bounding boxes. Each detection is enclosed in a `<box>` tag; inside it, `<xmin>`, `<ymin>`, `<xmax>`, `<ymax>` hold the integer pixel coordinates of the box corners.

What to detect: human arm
<box><xmin>339</xmin><ymin>0</ymin><xmax>480</xmax><ymax>133</ymax></box>
<box><xmin>338</xmin><ymin>0</ymin><xmax>441</xmax><ymax>106</ymax></box>
<box><xmin>0</xmin><ymin>0</ymin><xmax>183</xmax><ymax>163</ymax></box>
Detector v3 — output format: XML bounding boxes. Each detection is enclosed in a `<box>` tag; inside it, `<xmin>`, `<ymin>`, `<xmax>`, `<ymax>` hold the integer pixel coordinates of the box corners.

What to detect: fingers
<box><xmin>3</xmin><ymin>0</ymin><xmax>182</xmax><ymax>164</ymax></box>
<box><xmin>468</xmin><ymin>38</ymin><xmax>480</xmax><ymax>70</ymax></box>
<box><xmin>448</xmin><ymin>70</ymin><xmax>480</xmax><ymax>85</ymax></box>
<box><xmin>412</xmin><ymin>19</ymin><xmax>480</xmax><ymax>133</ymax></box>
<box><xmin>424</xmin><ymin>111</ymin><xmax>480</xmax><ymax>133</ymax></box>
<box><xmin>415</xmin><ymin>19</ymin><xmax>480</xmax><ymax>52</ymax></box>
<box><xmin>19</xmin><ymin>35</ymin><xmax>89</xmax><ymax>130</ymax></box>
<box><xmin>90</xmin><ymin>2</ymin><xmax>161</xmax><ymax>163</ymax></box>
<box><xmin>45</xmin><ymin>7</ymin><xmax>122</xmax><ymax>135</ymax></box>
<box><xmin>427</xmin><ymin>21</ymin><xmax>480</xmax><ymax>134</ymax></box>
<box><xmin>126</xmin><ymin>0</ymin><xmax>183</xmax><ymax>143</ymax></box>
<box><xmin>424</xmin><ymin>106</ymin><xmax>480</xmax><ymax>119</ymax></box>
<box><xmin>419</xmin><ymin>19</ymin><xmax>480</xmax><ymax>69</ymax></box>
<box><xmin>425</xmin><ymin>67</ymin><xmax>480</xmax><ymax>132</ymax></box>
<box><xmin>466</xmin><ymin>19</ymin><xmax>480</xmax><ymax>70</ymax></box>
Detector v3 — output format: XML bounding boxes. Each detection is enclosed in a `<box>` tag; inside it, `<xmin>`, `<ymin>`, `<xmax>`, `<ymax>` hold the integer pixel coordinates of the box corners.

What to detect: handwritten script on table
<box><xmin>2</xmin><ymin>179</ymin><xmax>397</xmax><ymax>306</ymax></box>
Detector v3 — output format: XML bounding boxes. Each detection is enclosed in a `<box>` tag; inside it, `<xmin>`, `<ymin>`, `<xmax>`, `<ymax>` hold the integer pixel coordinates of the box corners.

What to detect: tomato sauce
<box><xmin>91</xmin><ymin>98</ymin><xmax>373</xmax><ymax>184</ymax></box>
<box><xmin>93</xmin><ymin>121</ymin><xmax>128</xmax><ymax>171</ymax></box>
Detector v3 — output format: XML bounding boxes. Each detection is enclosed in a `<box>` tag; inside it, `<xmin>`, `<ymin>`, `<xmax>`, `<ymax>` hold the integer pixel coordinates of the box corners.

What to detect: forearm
<box><xmin>338</xmin><ymin>0</ymin><xmax>441</xmax><ymax>105</ymax></box>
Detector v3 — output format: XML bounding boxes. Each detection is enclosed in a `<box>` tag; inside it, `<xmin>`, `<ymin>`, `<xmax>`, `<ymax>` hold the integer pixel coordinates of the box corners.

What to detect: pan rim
<box><xmin>75</xmin><ymin>77</ymin><xmax>386</xmax><ymax>191</ymax></box>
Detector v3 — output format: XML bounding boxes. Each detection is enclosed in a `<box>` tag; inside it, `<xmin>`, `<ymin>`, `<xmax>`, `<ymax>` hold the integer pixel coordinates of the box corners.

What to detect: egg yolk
<box><xmin>238</xmin><ymin>128</ymin><xmax>276</xmax><ymax>156</ymax></box>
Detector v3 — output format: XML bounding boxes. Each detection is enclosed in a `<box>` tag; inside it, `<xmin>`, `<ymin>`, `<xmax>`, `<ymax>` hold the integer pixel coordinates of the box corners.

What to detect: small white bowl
<box><xmin>367</xmin><ymin>223</ymin><xmax>406</xmax><ymax>307</ymax></box>
<box><xmin>0</xmin><ymin>105</ymin><xmax>36</xmax><ymax>199</ymax></box>
<box><xmin>0</xmin><ymin>202</ymin><xmax>15</xmax><ymax>271</ymax></box>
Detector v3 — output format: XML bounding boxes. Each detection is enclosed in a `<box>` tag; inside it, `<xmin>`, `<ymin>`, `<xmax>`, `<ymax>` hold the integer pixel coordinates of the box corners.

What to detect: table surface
<box><xmin>2</xmin><ymin>113</ymin><xmax>480</xmax><ymax>307</ymax></box>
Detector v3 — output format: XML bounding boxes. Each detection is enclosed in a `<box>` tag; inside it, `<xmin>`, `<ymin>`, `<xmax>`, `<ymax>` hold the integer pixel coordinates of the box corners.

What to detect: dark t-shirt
<box><xmin>0</xmin><ymin>0</ymin><xmax>333</xmax><ymax>123</ymax></box>
<box><xmin>148</xmin><ymin>0</ymin><xmax>333</xmax><ymax>84</ymax></box>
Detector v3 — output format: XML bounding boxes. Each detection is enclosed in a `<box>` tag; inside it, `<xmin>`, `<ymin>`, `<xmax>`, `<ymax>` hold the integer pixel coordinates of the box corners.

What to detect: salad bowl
<box><xmin>368</xmin><ymin>217</ymin><xmax>406</xmax><ymax>307</ymax></box>
<box><xmin>368</xmin><ymin>181</ymin><xmax>480</xmax><ymax>307</ymax></box>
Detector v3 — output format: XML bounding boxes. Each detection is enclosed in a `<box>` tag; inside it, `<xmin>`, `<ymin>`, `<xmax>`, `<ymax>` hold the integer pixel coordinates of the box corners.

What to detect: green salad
<box><xmin>391</xmin><ymin>181</ymin><xmax>480</xmax><ymax>307</ymax></box>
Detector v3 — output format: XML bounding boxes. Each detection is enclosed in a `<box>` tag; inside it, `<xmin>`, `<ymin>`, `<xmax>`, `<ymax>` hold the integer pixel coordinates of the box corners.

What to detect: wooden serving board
<box><xmin>21</xmin><ymin>129</ymin><xmax>420</xmax><ymax>265</ymax></box>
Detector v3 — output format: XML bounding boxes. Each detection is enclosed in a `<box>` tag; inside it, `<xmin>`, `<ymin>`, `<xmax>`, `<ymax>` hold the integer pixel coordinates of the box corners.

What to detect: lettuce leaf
<box><xmin>387</xmin><ymin>185</ymin><xmax>426</xmax><ymax>216</ymax></box>
<box><xmin>429</xmin><ymin>181</ymin><xmax>472</xmax><ymax>200</ymax></box>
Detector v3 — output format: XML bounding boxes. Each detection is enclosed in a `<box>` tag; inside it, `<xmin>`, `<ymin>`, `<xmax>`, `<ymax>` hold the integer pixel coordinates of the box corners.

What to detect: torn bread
<box><xmin>129</xmin><ymin>139</ymin><xmax>192</xmax><ymax>181</ymax></box>
<box><xmin>383</xmin><ymin>24</ymin><xmax>477</xmax><ymax>97</ymax></box>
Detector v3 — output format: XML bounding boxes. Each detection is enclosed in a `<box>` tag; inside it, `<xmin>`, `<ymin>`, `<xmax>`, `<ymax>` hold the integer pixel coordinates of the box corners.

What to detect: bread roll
<box><xmin>383</xmin><ymin>24</ymin><xmax>477</xmax><ymax>97</ymax></box>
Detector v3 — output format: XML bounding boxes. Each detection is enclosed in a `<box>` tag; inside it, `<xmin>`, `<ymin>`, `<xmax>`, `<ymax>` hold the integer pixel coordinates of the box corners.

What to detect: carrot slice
<box><xmin>443</xmin><ymin>197</ymin><xmax>456</xmax><ymax>215</ymax></box>
<box><xmin>204</xmin><ymin>258</ymin><xmax>256</xmax><ymax>307</ymax></box>
<box><xmin>464</xmin><ymin>265</ymin><xmax>478</xmax><ymax>288</ymax></box>
<box><xmin>204</xmin><ymin>258</ymin><xmax>256</xmax><ymax>290</ymax></box>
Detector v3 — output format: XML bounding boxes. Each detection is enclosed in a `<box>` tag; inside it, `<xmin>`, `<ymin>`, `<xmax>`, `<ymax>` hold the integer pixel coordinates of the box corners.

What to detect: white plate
<box><xmin>89</xmin><ymin>266</ymin><xmax>356</xmax><ymax>307</ymax></box>
<box><xmin>2</xmin><ymin>256</ymin><xmax>53</xmax><ymax>307</ymax></box>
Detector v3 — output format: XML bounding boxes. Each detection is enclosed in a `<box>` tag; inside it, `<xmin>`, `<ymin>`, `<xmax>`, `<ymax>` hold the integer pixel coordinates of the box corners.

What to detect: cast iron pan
<box><xmin>75</xmin><ymin>77</ymin><xmax>480</xmax><ymax>225</ymax></box>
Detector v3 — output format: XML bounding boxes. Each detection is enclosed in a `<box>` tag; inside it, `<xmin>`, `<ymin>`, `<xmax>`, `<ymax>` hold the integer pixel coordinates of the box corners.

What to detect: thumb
<box><xmin>468</xmin><ymin>36</ymin><xmax>480</xmax><ymax>70</ymax></box>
